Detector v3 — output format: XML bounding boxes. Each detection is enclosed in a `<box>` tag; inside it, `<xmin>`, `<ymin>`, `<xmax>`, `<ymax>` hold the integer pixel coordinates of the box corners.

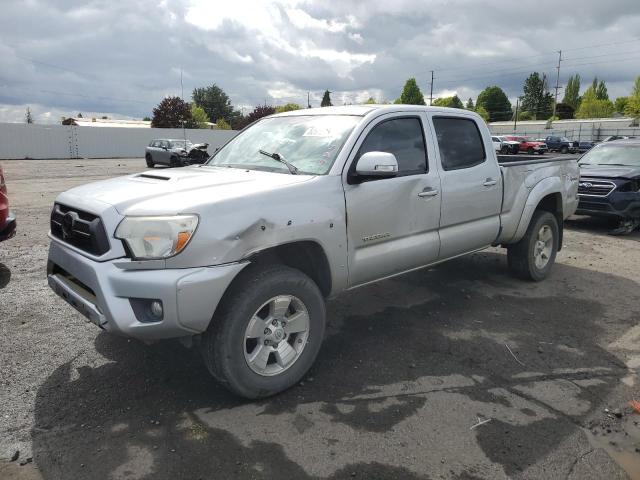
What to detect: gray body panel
<box><xmin>48</xmin><ymin>105</ymin><xmax>579</xmax><ymax>340</ymax></box>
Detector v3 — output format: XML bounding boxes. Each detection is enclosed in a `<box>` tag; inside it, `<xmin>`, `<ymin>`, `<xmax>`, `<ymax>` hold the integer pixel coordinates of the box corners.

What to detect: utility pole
<box><xmin>180</xmin><ymin>67</ymin><xmax>186</xmax><ymax>141</ymax></box>
<box><xmin>552</xmin><ymin>50</ymin><xmax>562</xmax><ymax>118</ymax></box>
<box><xmin>307</xmin><ymin>91</ymin><xmax>311</xmax><ymax>108</ymax></box>
<box><xmin>514</xmin><ymin>97</ymin><xmax>519</xmax><ymax>132</ymax></box>
<box><xmin>429</xmin><ymin>70</ymin><xmax>434</xmax><ymax>106</ymax></box>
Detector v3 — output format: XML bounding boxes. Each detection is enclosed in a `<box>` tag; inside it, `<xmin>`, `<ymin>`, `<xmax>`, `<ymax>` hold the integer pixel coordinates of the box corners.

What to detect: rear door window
<box><xmin>357</xmin><ymin>117</ymin><xmax>427</xmax><ymax>176</ymax></box>
<box><xmin>432</xmin><ymin>117</ymin><xmax>486</xmax><ymax>171</ymax></box>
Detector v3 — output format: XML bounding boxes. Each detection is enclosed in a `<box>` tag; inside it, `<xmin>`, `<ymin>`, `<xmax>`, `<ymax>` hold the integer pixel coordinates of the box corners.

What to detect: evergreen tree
<box><xmin>522</xmin><ymin>72</ymin><xmax>554</xmax><ymax>119</ymax></box>
<box><xmin>25</xmin><ymin>107</ymin><xmax>34</xmax><ymax>124</ymax></box>
<box><xmin>592</xmin><ymin>77</ymin><xmax>609</xmax><ymax>100</ymax></box>
<box><xmin>399</xmin><ymin>78</ymin><xmax>426</xmax><ymax>105</ymax></box>
<box><xmin>466</xmin><ymin>98</ymin><xmax>474</xmax><ymax>110</ymax></box>
<box><xmin>192</xmin><ymin>84</ymin><xmax>235</xmax><ymax>123</ymax></box>
<box><xmin>321</xmin><ymin>90</ymin><xmax>332</xmax><ymax>107</ymax></box>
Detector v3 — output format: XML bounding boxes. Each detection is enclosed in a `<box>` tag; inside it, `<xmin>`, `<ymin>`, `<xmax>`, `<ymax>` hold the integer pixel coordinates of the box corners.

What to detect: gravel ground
<box><xmin>1</xmin><ymin>158</ymin><xmax>640</xmax><ymax>480</ymax></box>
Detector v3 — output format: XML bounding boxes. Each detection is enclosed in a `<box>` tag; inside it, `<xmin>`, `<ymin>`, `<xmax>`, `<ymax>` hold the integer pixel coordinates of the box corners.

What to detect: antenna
<box><xmin>181</xmin><ymin>67</ymin><xmax>186</xmax><ymax>142</ymax></box>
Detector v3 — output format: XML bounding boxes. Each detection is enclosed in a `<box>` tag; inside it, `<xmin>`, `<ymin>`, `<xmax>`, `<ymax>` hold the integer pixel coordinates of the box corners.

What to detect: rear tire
<box><xmin>507</xmin><ymin>210</ymin><xmax>559</xmax><ymax>281</ymax></box>
<box><xmin>170</xmin><ymin>155</ymin><xmax>179</xmax><ymax>167</ymax></box>
<box><xmin>560</xmin><ymin>145</ymin><xmax>568</xmax><ymax>154</ymax></box>
<box><xmin>527</xmin><ymin>147</ymin><xmax>534</xmax><ymax>155</ymax></box>
<box><xmin>201</xmin><ymin>264</ymin><xmax>326</xmax><ymax>399</ymax></box>
<box><xmin>145</xmin><ymin>154</ymin><xmax>154</xmax><ymax>168</ymax></box>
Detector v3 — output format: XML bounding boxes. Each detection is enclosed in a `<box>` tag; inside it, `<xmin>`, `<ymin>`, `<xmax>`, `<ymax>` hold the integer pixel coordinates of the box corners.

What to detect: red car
<box><xmin>0</xmin><ymin>164</ymin><xmax>16</xmax><ymax>241</ymax></box>
<box><xmin>503</xmin><ymin>136</ymin><xmax>548</xmax><ymax>155</ymax></box>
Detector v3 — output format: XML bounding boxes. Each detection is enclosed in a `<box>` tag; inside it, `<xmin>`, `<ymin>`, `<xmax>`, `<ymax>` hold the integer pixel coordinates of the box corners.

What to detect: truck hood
<box><xmin>579</xmin><ymin>164</ymin><xmax>640</xmax><ymax>180</ymax></box>
<box><xmin>56</xmin><ymin>166</ymin><xmax>315</xmax><ymax>215</ymax></box>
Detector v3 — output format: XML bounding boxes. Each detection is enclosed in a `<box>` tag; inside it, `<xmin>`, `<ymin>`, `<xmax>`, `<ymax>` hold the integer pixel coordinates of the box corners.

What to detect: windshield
<box><xmin>579</xmin><ymin>144</ymin><xmax>640</xmax><ymax>166</ymax></box>
<box><xmin>207</xmin><ymin>115</ymin><xmax>360</xmax><ymax>175</ymax></box>
<box><xmin>170</xmin><ymin>140</ymin><xmax>192</xmax><ymax>149</ymax></box>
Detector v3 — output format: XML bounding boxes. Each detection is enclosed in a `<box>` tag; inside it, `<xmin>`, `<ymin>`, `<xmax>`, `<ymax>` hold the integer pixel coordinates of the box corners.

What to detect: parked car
<box><xmin>497</xmin><ymin>136</ymin><xmax>521</xmax><ymax>154</ymax></box>
<box><xmin>576</xmin><ymin>141</ymin><xmax>595</xmax><ymax>153</ymax></box>
<box><xmin>576</xmin><ymin>139</ymin><xmax>640</xmax><ymax>234</ymax></box>
<box><xmin>47</xmin><ymin>105</ymin><xmax>578</xmax><ymax>399</ymax></box>
<box><xmin>145</xmin><ymin>139</ymin><xmax>210</xmax><ymax>168</ymax></box>
<box><xmin>0</xmin><ymin>164</ymin><xmax>16</xmax><ymax>241</ymax></box>
<box><xmin>503</xmin><ymin>136</ymin><xmax>548</xmax><ymax>155</ymax></box>
<box><xmin>544</xmin><ymin>136</ymin><xmax>577</xmax><ymax>154</ymax></box>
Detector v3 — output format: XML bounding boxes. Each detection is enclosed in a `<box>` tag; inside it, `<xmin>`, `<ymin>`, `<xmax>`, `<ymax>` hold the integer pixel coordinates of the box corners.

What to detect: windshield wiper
<box><xmin>258</xmin><ymin>149</ymin><xmax>298</xmax><ymax>174</ymax></box>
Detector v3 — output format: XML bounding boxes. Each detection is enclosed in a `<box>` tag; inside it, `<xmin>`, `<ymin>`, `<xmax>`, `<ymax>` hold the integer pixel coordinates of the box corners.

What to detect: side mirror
<box><xmin>355</xmin><ymin>151</ymin><xmax>398</xmax><ymax>178</ymax></box>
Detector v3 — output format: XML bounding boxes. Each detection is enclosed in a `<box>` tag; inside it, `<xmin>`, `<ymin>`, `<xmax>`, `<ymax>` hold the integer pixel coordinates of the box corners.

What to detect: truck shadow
<box><xmin>0</xmin><ymin>262</ymin><xmax>10</xmax><ymax>289</ymax></box>
<box><xmin>31</xmin><ymin>253</ymin><xmax>638</xmax><ymax>479</ymax></box>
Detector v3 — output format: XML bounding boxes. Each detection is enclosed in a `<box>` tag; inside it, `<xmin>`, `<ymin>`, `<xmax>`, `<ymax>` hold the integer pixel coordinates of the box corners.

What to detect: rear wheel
<box><xmin>560</xmin><ymin>145</ymin><xmax>568</xmax><ymax>154</ymax></box>
<box><xmin>507</xmin><ymin>210</ymin><xmax>559</xmax><ymax>281</ymax></box>
<box><xmin>527</xmin><ymin>147</ymin><xmax>534</xmax><ymax>155</ymax></box>
<box><xmin>169</xmin><ymin>155</ymin><xmax>179</xmax><ymax>167</ymax></box>
<box><xmin>201</xmin><ymin>264</ymin><xmax>326</xmax><ymax>399</ymax></box>
<box><xmin>145</xmin><ymin>154</ymin><xmax>154</xmax><ymax>168</ymax></box>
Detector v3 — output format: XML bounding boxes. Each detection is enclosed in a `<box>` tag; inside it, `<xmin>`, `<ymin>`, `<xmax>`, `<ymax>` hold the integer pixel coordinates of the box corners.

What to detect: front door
<box><xmin>343</xmin><ymin>114</ymin><xmax>441</xmax><ymax>287</ymax></box>
<box><xmin>430</xmin><ymin>115</ymin><xmax>502</xmax><ymax>259</ymax></box>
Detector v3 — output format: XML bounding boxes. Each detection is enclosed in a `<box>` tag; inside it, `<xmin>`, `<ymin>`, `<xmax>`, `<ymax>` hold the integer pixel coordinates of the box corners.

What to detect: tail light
<box><xmin>0</xmin><ymin>167</ymin><xmax>6</xmax><ymax>195</ymax></box>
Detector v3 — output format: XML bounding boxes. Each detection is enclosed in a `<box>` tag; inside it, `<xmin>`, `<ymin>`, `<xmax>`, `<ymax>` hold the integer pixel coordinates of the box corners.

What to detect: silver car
<box><xmin>145</xmin><ymin>139</ymin><xmax>193</xmax><ymax>168</ymax></box>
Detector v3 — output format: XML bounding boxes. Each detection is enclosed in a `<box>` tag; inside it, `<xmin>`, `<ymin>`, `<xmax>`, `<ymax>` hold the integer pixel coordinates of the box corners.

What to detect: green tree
<box><xmin>215</xmin><ymin>118</ymin><xmax>232</xmax><ymax>130</ymax></box>
<box><xmin>522</xmin><ymin>72</ymin><xmax>554</xmax><ymax>119</ymax></box>
<box><xmin>186</xmin><ymin>104</ymin><xmax>210</xmax><ymax>129</ymax></box>
<box><xmin>25</xmin><ymin>107</ymin><xmax>33</xmax><ymax>124</ymax></box>
<box><xmin>432</xmin><ymin>95</ymin><xmax>464</xmax><ymax>109</ymax></box>
<box><xmin>555</xmin><ymin>102</ymin><xmax>575</xmax><ymax>120</ymax></box>
<box><xmin>614</xmin><ymin>97</ymin><xmax>629</xmax><ymax>114</ymax></box>
<box><xmin>517</xmin><ymin>111</ymin><xmax>533</xmax><ymax>121</ymax></box>
<box><xmin>575</xmin><ymin>86</ymin><xmax>614</xmax><ymax>119</ymax></box>
<box><xmin>151</xmin><ymin>96</ymin><xmax>191</xmax><ymax>128</ymax></box>
<box><xmin>591</xmin><ymin>77</ymin><xmax>609</xmax><ymax>100</ymax></box>
<box><xmin>192</xmin><ymin>84</ymin><xmax>235</xmax><ymax>124</ymax></box>
<box><xmin>275</xmin><ymin>103</ymin><xmax>302</xmax><ymax>113</ymax></box>
<box><xmin>364</xmin><ymin>97</ymin><xmax>376</xmax><ymax>104</ymax></box>
<box><xmin>466</xmin><ymin>98</ymin><xmax>474</xmax><ymax>110</ymax></box>
<box><xmin>399</xmin><ymin>78</ymin><xmax>426</xmax><ymax>105</ymax></box>
<box><xmin>476</xmin><ymin>86</ymin><xmax>512</xmax><ymax>122</ymax></box>
<box><xmin>321</xmin><ymin>90</ymin><xmax>332</xmax><ymax>107</ymax></box>
<box><xmin>475</xmin><ymin>105</ymin><xmax>489</xmax><ymax>122</ymax></box>
<box><xmin>562</xmin><ymin>74</ymin><xmax>581</xmax><ymax>109</ymax></box>
<box><xmin>623</xmin><ymin>76</ymin><xmax>640</xmax><ymax>118</ymax></box>
<box><xmin>142</xmin><ymin>116</ymin><xmax>151</xmax><ymax>122</ymax></box>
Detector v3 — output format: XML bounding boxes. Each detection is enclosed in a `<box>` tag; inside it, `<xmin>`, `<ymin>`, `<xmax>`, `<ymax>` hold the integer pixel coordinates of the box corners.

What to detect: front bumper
<box><xmin>576</xmin><ymin>193</ymin><xmax>640</xmax><ymax>220</ymax></box>
<box><xmin>0</xmin><ymin>211</ymin><xmax>16</xmax><ymax>241</ymax></box>
<box><xmin>47</xmin><ymin>239</ymin><xmax>247</xmax><ymax>341</ymax></box>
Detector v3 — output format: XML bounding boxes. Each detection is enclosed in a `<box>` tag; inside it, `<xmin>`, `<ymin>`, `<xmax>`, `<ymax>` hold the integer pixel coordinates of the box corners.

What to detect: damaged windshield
<box><xmin>579</xmin><ymin>144</ymin><xmax>640</xmax><ymax>167</ymax></box>
<box><xmin>207</xmin><ymin>115</ymin><xmax>360</xmax><ymax>174</ymax></box>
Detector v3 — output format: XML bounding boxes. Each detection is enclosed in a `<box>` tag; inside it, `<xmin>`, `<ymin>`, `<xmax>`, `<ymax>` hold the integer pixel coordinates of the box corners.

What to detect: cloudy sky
<box><xmin>1</xmin><ymin>0</ymin><xmax>639</xmax><ymax>123</ymax></box>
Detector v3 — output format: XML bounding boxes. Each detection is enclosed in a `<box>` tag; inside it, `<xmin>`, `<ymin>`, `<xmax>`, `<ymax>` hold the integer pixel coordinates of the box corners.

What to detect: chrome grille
<box><xmin>577</xmin><ymin>179</ymin><xmax>616</xmax><ymax>197</ymax></box>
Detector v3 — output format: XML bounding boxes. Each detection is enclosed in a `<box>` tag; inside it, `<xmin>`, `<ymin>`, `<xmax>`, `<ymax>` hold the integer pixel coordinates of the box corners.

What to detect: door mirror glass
<box><xmin>355</xmin><ymin>151</ymin><xmax>398</xmax><ymax>178</ymax></box>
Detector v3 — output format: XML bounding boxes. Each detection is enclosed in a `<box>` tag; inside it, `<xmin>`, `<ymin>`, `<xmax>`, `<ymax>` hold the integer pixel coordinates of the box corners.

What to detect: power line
<box><xmin>552</xmin><ymin>50</ymin><xmax>562</xmax><ymax>117</ymax></box>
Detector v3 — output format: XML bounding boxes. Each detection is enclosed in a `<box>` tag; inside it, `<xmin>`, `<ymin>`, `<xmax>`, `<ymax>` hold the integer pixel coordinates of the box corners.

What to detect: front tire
<box><xmin>201</xmin><ymin>264</ymin><xmax>326</xmax><ymax>399</ymax></box>
<box><xmin>560</xmin><ymin>146</ymin><xmax>568</xmax><ymax>154</ymax></box>
<box><xmin>527</xmin><ymin>147</ymin><xmax>534</xmax><ymax>155</ymax></box>
<box><xmin>507</xmin><ymin>210</ymin><xmax>559</xmax><ymax>281</ymax></box>
<box><xmin>145</xmin><ymin>154</ymin><xmax>154</xmax><ymax>168</ymax></box>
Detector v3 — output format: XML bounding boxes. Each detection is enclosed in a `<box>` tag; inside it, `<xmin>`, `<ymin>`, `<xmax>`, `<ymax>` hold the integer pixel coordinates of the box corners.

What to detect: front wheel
<box><xmin>560</xmin><ymin>146</ymin><xmax>568</xmax><ymax>154</ymax></box>
<box><xmin>507</xmin><ymin>210</ymin><xmax>559</xmax><ymax>281</ymax></box>
<box><xmin>527</xmin><ymin>147</ymin><xmax>534</xmax><ymax>155</ymax></box>
<box><xmin>201</xmin><ymin>264</ymin><xmax>326</xmax><ymax>399</ymax></box>
<box><xmin>145</xmin><ymin>154</ymin><xmax>154</xmax><ymax>168</ymax></box>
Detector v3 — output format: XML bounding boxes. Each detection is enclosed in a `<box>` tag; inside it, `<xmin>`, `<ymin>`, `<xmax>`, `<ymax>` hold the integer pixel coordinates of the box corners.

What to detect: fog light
<box><xmin>150</xmin><ymin>300</ymin><xmax>163</xmax><ymax>318</ymax></box>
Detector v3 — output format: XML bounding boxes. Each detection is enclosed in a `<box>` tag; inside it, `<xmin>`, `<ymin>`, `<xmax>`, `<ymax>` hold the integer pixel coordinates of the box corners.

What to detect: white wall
<box><xmin>489</xmin><ymin>117</ymin><xmax>640</xmax><ymax>141</ymax></box>
<box><xmin>0</xmin><ymin>123</ymin><xmax>238</xmax><ymax>159</ymax></box>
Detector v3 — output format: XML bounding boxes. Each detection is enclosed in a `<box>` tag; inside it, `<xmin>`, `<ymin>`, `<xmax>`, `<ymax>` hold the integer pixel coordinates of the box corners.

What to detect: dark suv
<box><xmin>544</xmin><ymin>136</ymin><xmax>577</xmax><ymax>154</ymax></box>
<box><xmin>576</xmin><ymin>139</ymin><xmax>640</xmax><ymax>234</ymax></box>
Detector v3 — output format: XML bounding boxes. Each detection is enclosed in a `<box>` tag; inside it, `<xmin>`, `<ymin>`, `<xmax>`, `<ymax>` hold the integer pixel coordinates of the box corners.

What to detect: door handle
<box><xmin>483</xmin><ymin>179</ymin><xmax>498</xmax><ymax>187</ymax></box>
<box><xmin>418</xmin><ymin>189</ymin><xmax>439</xmax><ymax>198</ymax></box>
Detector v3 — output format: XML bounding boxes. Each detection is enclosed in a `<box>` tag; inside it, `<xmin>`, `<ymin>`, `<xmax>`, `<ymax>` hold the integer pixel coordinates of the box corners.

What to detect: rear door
<box><xmin>430</xmin><ymin>114</ymin><xmax>502</xmax><ymax>259</ymax></box>
<box><xmin>343</xmin><ymin>113</ymin><xmax>441</xmax><ymax>287</ymax></box>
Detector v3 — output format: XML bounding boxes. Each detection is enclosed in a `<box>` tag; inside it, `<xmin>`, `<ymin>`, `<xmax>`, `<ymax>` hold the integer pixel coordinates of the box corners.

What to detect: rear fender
<box><xmin>511</xmin><ymin>177</ymin><xmax>563</xmax><ymax>244</ymax></box>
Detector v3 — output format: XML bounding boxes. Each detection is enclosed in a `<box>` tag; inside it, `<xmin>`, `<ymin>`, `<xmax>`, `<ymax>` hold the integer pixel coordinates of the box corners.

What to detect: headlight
<box><xmin>115</xmin><ymin>215</ymin><xmax>198</xmax><ymax>260</ymax></box>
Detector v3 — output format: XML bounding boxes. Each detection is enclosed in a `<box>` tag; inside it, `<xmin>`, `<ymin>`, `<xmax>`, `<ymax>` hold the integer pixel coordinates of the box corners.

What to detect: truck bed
<box><xmin>496</xmin><ymin>155</ymin><xmax>579</xmax><ymax>244</ymax></box>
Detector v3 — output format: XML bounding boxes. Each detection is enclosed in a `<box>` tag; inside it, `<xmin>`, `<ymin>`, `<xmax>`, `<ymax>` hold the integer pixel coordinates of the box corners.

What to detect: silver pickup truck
<box><xmin>47</xmin><ymin>105</ymin><xmax>579</xmax><ymax>398</ymax></box>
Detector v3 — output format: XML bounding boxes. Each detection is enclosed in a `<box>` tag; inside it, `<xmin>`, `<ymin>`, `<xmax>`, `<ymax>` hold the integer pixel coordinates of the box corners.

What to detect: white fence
<box><xmin>0</xmin><ymin>123</ymin><xmax>238</xmax><ymax>159</ymax></box>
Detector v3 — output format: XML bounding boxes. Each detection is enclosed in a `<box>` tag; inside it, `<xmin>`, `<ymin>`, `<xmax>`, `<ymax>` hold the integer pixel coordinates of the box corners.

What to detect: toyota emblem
<box><xmin>61</xmin><ymin>212</ymin><xmax>78</xmax><ymax>239</ymax></box>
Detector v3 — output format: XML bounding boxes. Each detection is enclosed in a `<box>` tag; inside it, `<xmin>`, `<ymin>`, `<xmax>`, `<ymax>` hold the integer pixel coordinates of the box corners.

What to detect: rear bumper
<box><xmin>0</xmin><ymin>211</ymin><xmax>16</xmax><ymax>241</ymax></box>
<box><xmin>576</xmin><ymin>193</ymin><xmax>640</xmax><ymax>219</ymax></box>
<box><xmin>47</xmin><ymin>239</ymin><xmax>247</xmax><ymax>341</ymax></box>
